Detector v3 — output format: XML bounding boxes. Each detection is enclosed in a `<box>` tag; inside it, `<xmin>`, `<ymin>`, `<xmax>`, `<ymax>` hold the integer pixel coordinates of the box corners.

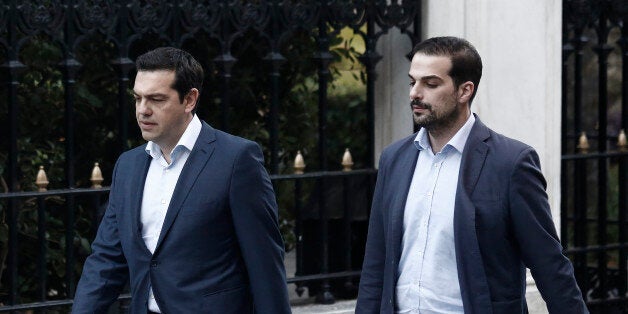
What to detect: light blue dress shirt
<box><xmin>395</xmin><ymin>114</ymin><xmax>475</xmax><ymax>314</ymax></box>
<box><xmin>141</xmin><ymin>115</ymin><xmax>202</xmax><ymax>313</ymax></box>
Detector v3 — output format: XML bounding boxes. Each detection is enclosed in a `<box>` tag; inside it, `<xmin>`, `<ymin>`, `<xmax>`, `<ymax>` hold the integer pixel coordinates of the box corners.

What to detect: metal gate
<box><xmin>562</xmin><ymin>0</ymin><xmax>628</xmax><ymax>313</ymax></box>
<box><xmin>0</xmin><ymin>0</ymin><xmax>421</xmax><ymax>312</ymax></box>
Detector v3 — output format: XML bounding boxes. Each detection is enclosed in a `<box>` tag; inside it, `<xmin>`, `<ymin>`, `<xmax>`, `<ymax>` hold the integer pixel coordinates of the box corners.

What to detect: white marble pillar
<box><xmin>374</xmin><ymin>27</ymin><xmax>414</xmax><ymax>167</ymax></box>
<box><xmin>374</xmin><ymin>1</ymin><xmax>563</xmax><ymax>313</ymax></box>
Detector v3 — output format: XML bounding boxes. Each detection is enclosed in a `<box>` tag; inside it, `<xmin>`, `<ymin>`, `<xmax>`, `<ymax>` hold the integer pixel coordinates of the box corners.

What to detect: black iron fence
<box><xmin>562</xmin><ymin>0</ymin><xmax>628</xmax><ymax>313</ymax></box>
<box><xmin>0</xmin><ymin>0</ymin><xmax>421</xmax><ymax>311</ymax></box>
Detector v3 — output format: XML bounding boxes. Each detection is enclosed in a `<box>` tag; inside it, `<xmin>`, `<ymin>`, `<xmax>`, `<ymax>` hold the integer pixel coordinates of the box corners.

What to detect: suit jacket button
<box><xmin>150</xmin><ymin>260</ymin><xmax>158</xmax><ymax>267</ymax></box>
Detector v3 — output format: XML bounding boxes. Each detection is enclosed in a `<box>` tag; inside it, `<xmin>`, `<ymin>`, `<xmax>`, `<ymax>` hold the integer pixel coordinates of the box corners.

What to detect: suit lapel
<box><xmin>454</xmin><ymin>116</ymin><xmax>492</xmax><ymax>313</ymax></box>
<box><xmin>459</xmin><ymin>117</ymin><xmax>490</xmax><ymax>197</ymax></box>
<box><xmin>153</xmin><ymin>122</ymin><xmax>217</xmax><ymax>254</ymax></box>
<box><xmin>131</xmin><ymin>149</ymin><xmax>152</xmax><ymax>249</ymax></box>
<box><xmin>389</xmin><ymin>137</ymin><xmax>420</xmax><ymax>263</ymax></box>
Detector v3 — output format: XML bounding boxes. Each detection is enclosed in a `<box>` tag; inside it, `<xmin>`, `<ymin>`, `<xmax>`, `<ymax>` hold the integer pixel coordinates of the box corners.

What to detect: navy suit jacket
<box><xmin>73</xmin><ymin>122</ymin><xmax>291</xmax><ymax>314</ymax></box>
<box><xmin>356</xmin><ymin>116</ymin><xmax>588</xmax><ymax>314</ymax></box>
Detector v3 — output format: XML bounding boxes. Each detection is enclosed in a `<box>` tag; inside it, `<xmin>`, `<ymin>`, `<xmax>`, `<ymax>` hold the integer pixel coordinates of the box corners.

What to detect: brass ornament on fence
<box><xmin>618</xmin><ymin>129</ymin><xmax>627</xmax><ymax>152</ymax></box>
<box><xmin>577</xmin><ymin>131</ymin><xmax>589</xmax><ymax>153</ymax></box>
<box><xmin>294</xmin><ymin>151</ymin><xmax>305</xmax><ymax>174</ymax></box>
<box><xmin>35</xmin><ymin>166</ymin><xmax>49</xmax><ymax>192</ymax></box>
<box><xmin>90</xmin><ymin>162</ymin><xmax>104</xmax><ymax>188</ymax></box>
<box><xmin>341</xmin><ymin>148</ymin><xmax>354</xmax><ymax>171</ymax></box>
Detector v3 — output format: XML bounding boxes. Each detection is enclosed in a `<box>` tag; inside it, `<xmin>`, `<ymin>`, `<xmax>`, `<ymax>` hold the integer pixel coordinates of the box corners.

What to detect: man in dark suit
<box><xmin>72</xmin><ymin>47</ymin><xmax>291</xmax><ymax>313</ymax></box>
<box><xmin>356</xmin><ymin>37</ymin><xmax>588</xmax><ymax>314</ymax></box>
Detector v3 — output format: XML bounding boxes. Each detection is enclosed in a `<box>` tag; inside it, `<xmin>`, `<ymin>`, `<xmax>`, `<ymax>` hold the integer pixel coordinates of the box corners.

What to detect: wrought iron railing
<box><xmin>562</xmin><ymin>0</ymin><xmax>628</xmax><ymax>313</ymax></box>
<box><xmin>0</xmin><ymin>0</ymin><xmax>421</xmax><ymax>311</ymax></box>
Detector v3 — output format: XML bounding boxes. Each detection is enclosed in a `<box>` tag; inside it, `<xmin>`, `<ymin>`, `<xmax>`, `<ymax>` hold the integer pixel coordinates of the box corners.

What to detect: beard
<box><xmin>410</xmin><ymin>98</ymin><xmax>460</xmax><ymax>131</ymax></box>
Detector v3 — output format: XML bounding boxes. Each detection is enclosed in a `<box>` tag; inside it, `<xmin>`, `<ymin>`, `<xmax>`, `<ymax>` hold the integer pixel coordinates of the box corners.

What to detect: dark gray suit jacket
<box><xmin>356</xmin><ymin>115</ymin><xmax>588</xmax><ymax>314</ymax></box>
<box><xmin>73</xmin><ymin>121</ymin><xmax>291</xmax><ymax>314</ymax></box>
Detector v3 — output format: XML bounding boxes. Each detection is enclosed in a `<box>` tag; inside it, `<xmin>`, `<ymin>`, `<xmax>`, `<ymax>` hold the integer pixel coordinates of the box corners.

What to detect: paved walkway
<box><xmin>291</xmin><ymin>299</ymin><xmax>356</xmax><ymax>313</ymax></box>
<box><xmin>286</xmin><ymin>250</ymin><xmax>357</xmax><ymax>313</ymax></box>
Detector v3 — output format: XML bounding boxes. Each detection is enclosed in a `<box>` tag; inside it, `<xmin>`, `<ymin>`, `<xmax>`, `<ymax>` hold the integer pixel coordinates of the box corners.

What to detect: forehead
<box><xmin>133</xmin><ymin>70</ymin><xmax>176</xmax><ymax>94</ymax></box>
<box><xmin>409</xmin><ymin>53</ymin><xmax>453</xmax><ymax>80</ymax></box>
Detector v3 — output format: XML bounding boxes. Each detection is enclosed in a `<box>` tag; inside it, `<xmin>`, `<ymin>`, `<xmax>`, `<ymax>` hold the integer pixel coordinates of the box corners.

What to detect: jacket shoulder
<box><xmin>381</xmin><ymin>133</ymin><xmax>417</xmax><ymax>159</ymax></box>
<box><xmin>212</xmin><ymin>128</ymin><xmax>259</xmax><ymax>149</ymax></box>
<box><xmin>484</xmin><ymin>128</ymin><xmax>536</xmax><ymax>162</ymax></box>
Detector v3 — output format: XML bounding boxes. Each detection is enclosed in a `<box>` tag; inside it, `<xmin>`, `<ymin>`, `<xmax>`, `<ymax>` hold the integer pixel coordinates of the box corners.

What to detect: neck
<box><xmin>427</xmin><ymin>111</ymin><xmax>471</xmax><ymax>153</ymax></box>
<box><xmin>159</xmin><ymin>114</ymin><xmax>194</xmax><ymax>164</ymax></box>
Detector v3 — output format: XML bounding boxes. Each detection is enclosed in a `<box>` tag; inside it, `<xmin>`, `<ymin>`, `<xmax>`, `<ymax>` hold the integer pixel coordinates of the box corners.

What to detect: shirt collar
<box><xmin>414</xmin><ymin>113</ymin><xmax>476</xmax><ymax>154</ymax></box>
<box><xmin>145</xmin><ymin>114</ymin><xmax>202</xmax><ymax>160</ymax></box>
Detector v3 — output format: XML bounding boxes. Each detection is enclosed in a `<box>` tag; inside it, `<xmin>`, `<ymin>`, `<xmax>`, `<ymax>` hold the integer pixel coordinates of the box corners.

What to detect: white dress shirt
<box><xmin>141</xmin><ymin>115</ymin><xmax>202</xmax><ymax>313</ymax></box>
<box><xmin>395</xmin><ymin>114</ymin><xmax>475</xmax><ymax>314</ymax></box>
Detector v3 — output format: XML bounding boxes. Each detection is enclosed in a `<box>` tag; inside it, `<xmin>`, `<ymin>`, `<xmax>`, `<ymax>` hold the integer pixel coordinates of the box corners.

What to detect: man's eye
<box><xmin>426</xmin><ymin>83</ymin><xmax>438</xmax><ymax>88</ymax></box>
<box><xmin>409</xmin><ymin>81</ymin><xmax>415</xmax><ymax>86</ymax></box>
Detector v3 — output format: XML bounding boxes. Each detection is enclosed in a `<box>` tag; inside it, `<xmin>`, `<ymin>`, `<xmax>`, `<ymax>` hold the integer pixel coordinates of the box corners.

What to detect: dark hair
<box><xmin>135</xmin><ymin>47</ymin><xmax>204</xmax><ymax>111</ymax></box>
<box><xmin>411</xmin><ymin>36</ymin><xmax>482</xmax><ymax>103</ymax></box>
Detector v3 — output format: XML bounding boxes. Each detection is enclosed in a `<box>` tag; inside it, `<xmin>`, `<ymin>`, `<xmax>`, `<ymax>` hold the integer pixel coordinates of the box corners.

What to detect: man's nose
<box><xmin>136</xmin><ymin>99</ymin><xmax>150</xmax><ymax>115</ymax></box>
<box><xmin>409</xmin><ymin>85</ymin><xmax>422</xmax><ymax>100</ymax></box>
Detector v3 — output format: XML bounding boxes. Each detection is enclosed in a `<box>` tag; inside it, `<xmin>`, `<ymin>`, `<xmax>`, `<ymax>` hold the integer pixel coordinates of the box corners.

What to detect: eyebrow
<box><xmin>133</xmin><ymin>91</ymin><xmax>169</xmax><ymax>98</ymax></box>
<box><xmin>408</xmin><ymin>74</ymin><xmax>443</xmax><ymax>81</ymax></box>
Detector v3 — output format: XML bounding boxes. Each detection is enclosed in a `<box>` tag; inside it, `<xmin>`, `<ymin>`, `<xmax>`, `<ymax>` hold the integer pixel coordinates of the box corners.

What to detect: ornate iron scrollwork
<box><xmin>128</xmin><ymin>0</ymin><xmax>172</xmax><ymax>37</ymax></box>
<box><xmin>179</xmin><ymin>0</ymin><xmax>221</xmax><ymax>35</ymax></box>
<box><xmin>75</xmin><ymin>0</ymin><xmax>118</xmax><ymax>35</ymax></box>
<box><xmin>16</xmin><ymin>0</ymin><xmax>65</xmax><ymax>37</ymax></box>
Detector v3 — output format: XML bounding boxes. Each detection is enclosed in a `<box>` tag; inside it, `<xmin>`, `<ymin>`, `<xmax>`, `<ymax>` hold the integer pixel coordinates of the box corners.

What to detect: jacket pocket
<box><xmin>202</xmin><ymin>285</ymin><xmax>253</xmax><ymax>313</ymax></box>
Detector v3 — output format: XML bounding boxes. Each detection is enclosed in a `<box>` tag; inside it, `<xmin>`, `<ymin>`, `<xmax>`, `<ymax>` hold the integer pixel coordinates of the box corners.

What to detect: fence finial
<box><xmin>341</xmin><ymin>148</ymin><xmax>354</xmax><ymax>171</ymax></box>
<box><xmin>91</xmin><ymin>162</ymin><xmax>104</xmax><ymax>188</ymax></box>
<box><xmin>618</xmin><ymin>129</ymin><xmax>627</xmax><ymax>152</ymax></box>
<box><xmin>35</xmin><ymin>166</ymin><xmax>49</xmax><ymax>192</ymax></box>
<box><xmin>294</xmin><ymin>151</ymin><xmax>305</xmax><ymax>174</ymax></box>
<box><xmin>577</xmin><ymin>131</ymin><xmax>589</xmax><ymax>153</ymax></box>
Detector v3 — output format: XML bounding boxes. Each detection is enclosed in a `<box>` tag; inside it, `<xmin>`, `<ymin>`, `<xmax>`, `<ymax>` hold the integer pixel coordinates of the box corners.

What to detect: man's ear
<box><xmin>184</xmin><ymin>88</ymin><xmax>200</xmax><ymax>113</ymax></box>
<box><xmin>458</xmin><ymin>82</ymin><xmax>474</xmax><ymax>103</ymax></box>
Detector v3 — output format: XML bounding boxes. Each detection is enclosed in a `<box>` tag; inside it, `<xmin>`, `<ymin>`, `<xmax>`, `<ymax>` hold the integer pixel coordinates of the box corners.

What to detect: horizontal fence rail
<box><xmin>0</xmin><ymin>163</ymin><xmax>377</xmax><ymax>312</ymax></box>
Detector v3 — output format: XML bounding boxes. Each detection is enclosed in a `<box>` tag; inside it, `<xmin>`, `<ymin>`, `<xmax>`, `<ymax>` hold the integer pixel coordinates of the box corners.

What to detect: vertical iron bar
<box><xmin>112</xmin><ymin>55</ymin><xmax>134</xmax><ymax>154</ymax></box>
<box><xmin>61</xmin><ymin>0</ymin><xmax>80</xmax><ymax>298</ymax></box>
<box><xmin>65</xmin><ymin>195</ymin><xmax>76</xmax><ymax>298</ymax></box>
<box><xmin>342</xmin><ymin>176</ymin><xmax>354</xmax><ymax>291</ymax></box>
<box><xmin>617</xmin><ymin>23</ymin><xmax>628</xmax><ymax>299</ymax></box>
<box><xmin>573</xmin><ymin>30</ymin><xmax>587</xmax><ymax>137</ymax></box>
<box><xmin>365</xmin><ymin>20</ymin><xmax>376</xmax><ymax>170</ymax></box>
<box><xmin>2</xmin><ymin>1</ymin><xmax>25</xmax><ymax>305</ymax></box>
<box><xmin>113</xmin><ymin>0</ymin><xmax>132</xmax><ymax>154</ymax></box>
<box><xmin>314</xmin><ymin>5</ymin><xmax>334</xmax><ymax>303</ymax></box>
<box><xmin>294</xmin><ymin>179</ymin><xmax>305</xmax><ymax>296</ymax></box>
<box><xmin>37</xmin><ymin>196</ymin><xmax>47</xmax><ymax>302</ymax></box>
<box><xmin>574</xmin><ymin>158</ymin><xmax>588</xmax><ymax>291</ymax></box>
<box><xmin>592</xmin><ymin>10</ymin><xmax>612</xmax><ymax>300</ymax></box>
<box><xmin>265</xmin><ymin>1</ymin><xmax>285</xmax><ymax>174</ymax></box>
<box><xmin>90</xmin><ymin>193</ymin><xmax>101</xmax><ymax>241</ymax></box>
<box><xmin>214</xmin><ymin>2</ymin><xmax>235</xmax><ymax>132</ymax></box>
<box><xmin>265</xmin><ymin>49</ymin><xmax>285</xmax><ymax>174</ymax></box>
<box><xmin>618</xmin><ymin>153</ymin><xmax>627</xmax><ymax>298</ymax></box>
<box><xmin>215</xmin><ymin>53</ymin><xmax>235</xmax><ymax>132</ymax></box>
<box><xmin>572</xmin><ymin>26</ymin><xmax>589</xmax><ymax>294</ymax></box>
<box><xmin>561</xmin><ymin>36</ymin><xmax>575</xmax><ymax>245</ymax></box>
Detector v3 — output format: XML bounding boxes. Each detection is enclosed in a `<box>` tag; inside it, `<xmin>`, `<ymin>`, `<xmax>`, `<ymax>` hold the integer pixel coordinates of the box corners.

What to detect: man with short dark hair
<box><xmin>73</xmin><ymin>47</ymin><xmax>291</xmax><ymax>314</ymax></box>
<box><xmin>356</xmin><ymin>37</ymin><xmax>588</xmax><ymax>314</ymax></box>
